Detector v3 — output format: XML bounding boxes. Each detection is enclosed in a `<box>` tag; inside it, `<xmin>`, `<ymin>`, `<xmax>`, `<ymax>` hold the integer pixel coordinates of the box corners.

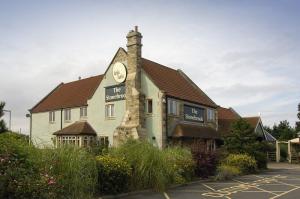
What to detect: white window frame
<box><xmin>64</xmin><ymin>109</ymin><xmax>71</xmax><ymax>121</ymax></box>
<box><xmin>80</xmin><ymin>107</ymin><xmax>87</xmax><ymax>118</ymax></box>
<box><xmin>105</xmin><ymin>104</ymin><xmax>115</xmax><ymax>118</ymax></box>
<box><xmin>207</xmin><ymin>109</ymin><xmax>215</xmax><ymax>122</ymax></box>
<box><xmin>146</xmin><ymin>99</ymin><xmax>153</xmax><ymax>114</ymax></box>
<box><xmin>168</xmin><ymin>99</ymin><xmax>178</xmax><ymax>115</ymax></box>
<box><xmin>49</xmin><ymin>111</ymin><xmax>55</xmax><ymax>123</ymax></box>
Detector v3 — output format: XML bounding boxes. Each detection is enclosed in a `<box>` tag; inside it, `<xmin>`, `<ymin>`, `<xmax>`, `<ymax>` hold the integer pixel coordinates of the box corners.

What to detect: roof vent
<box><xmin>78</xmin><ymin>76</ymin><xmax>81</xmax><ymax>80</ymax></box>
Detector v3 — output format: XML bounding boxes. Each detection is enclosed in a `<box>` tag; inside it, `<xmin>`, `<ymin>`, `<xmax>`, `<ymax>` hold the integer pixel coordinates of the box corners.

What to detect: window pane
<box><xmin>148</xmin><ymin>99</ymin><xmax>153</xmax><ymax>113</ymax></box>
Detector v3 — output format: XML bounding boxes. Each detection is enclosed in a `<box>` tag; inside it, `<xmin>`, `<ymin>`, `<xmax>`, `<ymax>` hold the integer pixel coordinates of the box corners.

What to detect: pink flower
<box><xmin>48</xmin><ymin>179</ymin><xmax>55</xmax><ymax>185</ymax></box>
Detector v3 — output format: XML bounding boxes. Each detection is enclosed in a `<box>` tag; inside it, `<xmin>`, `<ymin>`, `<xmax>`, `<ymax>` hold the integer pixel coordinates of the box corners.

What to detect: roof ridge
<box><xmin>63</xmin><ymin>74</ymin><xmax>103</xmax><ymax>85</ymax></box>
<box><xmin>142</xmin><ymin>57</ymin><xmax>178</xmax><ymax>72</ymax></box>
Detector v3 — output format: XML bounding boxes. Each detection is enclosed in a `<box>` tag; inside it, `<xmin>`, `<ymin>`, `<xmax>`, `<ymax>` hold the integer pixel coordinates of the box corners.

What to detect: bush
<box><xmin>96</xmin><ymin>155</ymin><xmax>131</xmax><ymax>194</ymax></box>
<box><xmin>0</xmin><ymin>132</ymin><xmax>52</xmax><ymax>199</ymax></box>
<box><xmin>0</xmin><ymin>133</ymin><xmax>98</xmax><ymax>199</ymax></box>
<box><xmin>40</xmin><ymin>146</ymin><xmax>98</xmax><ymax>199</ymax></box>
<box><xmin>215</xmin><ymin>165</ymin><xmax>241</xmax><ymax>180</ymax></box>
<box><xmin>109</xmin><ymin>139</ymin><xmax>195</xmax><ymax>191</ymax></box>
<box><xmin>163</xmin><ymin>146</ymin><xmax>195</xmax><ymax>184</ymax></box>
<box><xmin>193</xmin><ymin>152</ymin><xmax>218</xmax><ymax>178</ymax></box>
<box><xmin>224</xmin><ymin>154</ymin><xmax>257</xmax><ymax>174</ymax></box>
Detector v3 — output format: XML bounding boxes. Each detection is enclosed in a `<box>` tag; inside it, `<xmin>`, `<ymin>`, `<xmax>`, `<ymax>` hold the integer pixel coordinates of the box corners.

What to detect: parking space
<box><xmin>122</xmin><ymin>163</ymin><xmax>300</xmax><ymax>199</ymax></box>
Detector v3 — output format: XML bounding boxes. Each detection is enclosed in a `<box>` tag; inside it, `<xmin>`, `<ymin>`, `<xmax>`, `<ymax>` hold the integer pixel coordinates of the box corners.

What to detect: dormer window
<box><xmin>49</xmin><ymin>111</ymin><xmax>55</xmax><ymax>123</ymax></box>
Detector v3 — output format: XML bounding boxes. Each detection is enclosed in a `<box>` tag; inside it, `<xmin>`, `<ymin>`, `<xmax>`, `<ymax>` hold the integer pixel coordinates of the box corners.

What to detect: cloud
<box><xmin>0</xmin><ymin>0</ymin><xmax>299</xmax><ymax>132</ymax></box>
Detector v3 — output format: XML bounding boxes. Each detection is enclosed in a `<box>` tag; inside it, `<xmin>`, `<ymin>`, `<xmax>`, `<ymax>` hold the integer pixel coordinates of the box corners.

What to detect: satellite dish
<box><xmin>112</xmin><ymin>62</ymin><xmax>127</xmax><ymax>83</ymax></box>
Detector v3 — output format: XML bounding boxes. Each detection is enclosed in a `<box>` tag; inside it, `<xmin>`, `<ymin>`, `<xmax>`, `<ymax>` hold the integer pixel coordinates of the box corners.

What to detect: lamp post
<box><xmin>3</xmin><ymin>109</ymin><xmax>11</xmax><ymax>131</ymax></box>
<box><xmin>26</xmin><ymin>113</ymin><xmax>32</xmax><ymax>145</ymax></box>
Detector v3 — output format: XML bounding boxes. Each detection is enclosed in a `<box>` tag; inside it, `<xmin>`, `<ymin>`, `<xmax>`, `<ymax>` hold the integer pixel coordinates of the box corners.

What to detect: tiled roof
<box><xmin>243</xmin><ymin>117</ymin><xmax>260</xmax><ymax>129</ymax></box>
<box><xmin>53</xmin><ymin>121</ymin><xmax>97</xmax><ymax>136</ymax></box>
<box><xmin>31</xmin><ymin>75</ymin><xmax>103</xmax><ymax>113</ymax></box>
<box><xmin>31</xmin><ymin>55</ymin><xmax>217</xmax><ymax>113</ymax></box>
<box><xmin>142</xmin><ymin>58</ymin><xmax>217</xmax><ymax>108</ymax></box>
<box><xmin>217</xmin><ymin>107</ymin><xmax>240</xmax><ymax>120</ymax></box>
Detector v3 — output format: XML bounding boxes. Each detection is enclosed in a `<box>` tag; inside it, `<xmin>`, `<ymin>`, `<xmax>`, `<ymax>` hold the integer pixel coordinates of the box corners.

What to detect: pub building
<box><xmin>29</xmin><ymin>26</ymin><xmax>220</xmax><ymax>152</ymax></box>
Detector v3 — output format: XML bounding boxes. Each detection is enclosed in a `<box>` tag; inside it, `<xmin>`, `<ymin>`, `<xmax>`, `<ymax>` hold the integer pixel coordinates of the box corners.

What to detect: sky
<box><xmin>0</xmin><ymin>0</ymin><xmax>299</xmax><ymax>134</ymax></box>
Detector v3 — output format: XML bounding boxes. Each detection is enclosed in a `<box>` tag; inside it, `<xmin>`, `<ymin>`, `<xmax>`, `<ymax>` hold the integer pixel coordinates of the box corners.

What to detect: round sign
<box><xmin>112</xmin><ymin>62</ymin><xmax>127</xmax><ymax>83</ymax></box>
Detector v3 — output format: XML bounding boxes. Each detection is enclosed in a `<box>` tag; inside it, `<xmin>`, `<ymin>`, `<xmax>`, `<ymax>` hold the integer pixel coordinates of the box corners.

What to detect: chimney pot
<box><xmin>135</xmin><ymin>26</ymin><xmax>138</xmax><ymax>32</ymax></box>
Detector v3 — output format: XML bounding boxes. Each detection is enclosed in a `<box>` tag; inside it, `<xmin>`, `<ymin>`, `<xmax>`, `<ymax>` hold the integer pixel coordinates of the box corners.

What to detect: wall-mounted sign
<box><xmin>105</xmin><ymin>84</ymin><xmax>126</xmax><ymax>102</ymax></box>
<box><xmin>184</xmin><ymin>105</ymin><xmax>204</xmax><ymax>123</ymax></box>
<box><xmin>112</xmin><ymin>62</ymin><xmax>127</xmax><ymax>83</ymax></box>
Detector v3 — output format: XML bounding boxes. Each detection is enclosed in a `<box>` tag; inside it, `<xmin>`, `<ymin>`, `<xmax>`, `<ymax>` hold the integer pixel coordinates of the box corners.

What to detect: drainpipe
<box><xmin>165</xmin><ymin>95</ymin><xmax>168</xmax><ymax>146</ymax></box>
<box><xmin>60</xmin><ymin>109</ymin><xmax>63</xmax><ymax>130</ymax></box>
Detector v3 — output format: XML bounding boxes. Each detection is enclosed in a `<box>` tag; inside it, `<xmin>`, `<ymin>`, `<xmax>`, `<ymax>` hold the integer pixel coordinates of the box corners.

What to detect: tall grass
<box><xmin>109</xmin><ymin>139</ymin><xmax>195</xmax><ymax>191</ymax></box>
<box><xmin>40</xmin><ymin>146</ymin><xmax>98</xmax><ymax>199</ymax></box>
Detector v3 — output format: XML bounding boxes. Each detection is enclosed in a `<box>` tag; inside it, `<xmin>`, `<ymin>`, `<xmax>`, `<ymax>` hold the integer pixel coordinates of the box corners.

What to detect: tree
<box><xmin>296</xmin><ymin>103</ymin><xmax>300</xmax><ymax>133</ymax></box>
<box><xmin>272</xmin><ymin>120</ymin><xmax>296</xmax><ymax>141</ymax></box>
<box><xmin>223</xmin><ymin>118</ymin><xmax>269</xmax><ymax>169</ymax></box>
<box><xmin>0</xmin><ymin>101</ymin><xmax>8</xmax><ymax>133</ymax></box>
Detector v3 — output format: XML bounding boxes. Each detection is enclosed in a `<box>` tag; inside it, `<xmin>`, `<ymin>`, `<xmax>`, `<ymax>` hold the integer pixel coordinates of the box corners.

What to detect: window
<box><xmin>58</xmin><ymin>136</ymin><xmax>80</xmax><ymax>146</ymax></box>
<box><xmin>207</xmin><ymin>109</ymin><xmax>215</xmax><ymax>122</ymax></box>
<box><xmin>105</xmin><ymin>104</ymin><xmax>115</xmax><ymax>118</ymax></box>
<box><xmin>64</xmin><ymin>109</ymin><xmax>71</xmax><ymax>121</ymax></box>
<box><xmin>49</xmin><ymin>111</ymin><xmax>55</xmax><ymax>122</ymax></box>
<box><xmin>146</xmin><ymin>99</ymin><xmax>153</xmax><ymax>114</ymax></box>
<box><xmin>80</xmin><ymin>107</ymin><xmax>87</xmax><ymax>118</ymax></box>
<box><xmin>100</xmin><ymin>136</ymin><xmax>109</xmax><ymax>147</ymax></box>
<box><xmin>168</xmin><ymin>99</ymin><xmax>178</xmax><ymax>115</ymax></box>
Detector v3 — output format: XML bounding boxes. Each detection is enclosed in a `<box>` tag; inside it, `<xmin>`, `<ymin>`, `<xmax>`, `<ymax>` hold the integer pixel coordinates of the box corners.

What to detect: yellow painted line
<box><xmin>270</xmin><ymin>187</ymin><xmax>300</xmax><ymax>199</ymax></box>
<box><xmin>232</xmin><ymin>179</ymin><xmax>278</xmax><ymax>196</ymax></box>
<box><xmin>203</xmin><ymin>183</ymin><xmax>216</xmax><ymax>191</ymax></box>
<box><xmin>163</xmin><ymin>192</ymin><xmax>170</xmax><ymax>199</ymax></box>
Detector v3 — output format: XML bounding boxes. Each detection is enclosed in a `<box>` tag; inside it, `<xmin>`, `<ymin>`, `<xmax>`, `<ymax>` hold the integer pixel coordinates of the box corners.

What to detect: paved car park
<box><xmin>121</xmin><ymin>163</ymin><xmax>300</xmax><ymax>199</ymax></box>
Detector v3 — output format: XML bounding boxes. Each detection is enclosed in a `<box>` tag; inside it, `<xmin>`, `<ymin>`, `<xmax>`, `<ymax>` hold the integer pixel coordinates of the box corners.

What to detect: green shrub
<box><xmin>215</xmin><ymin>165</ymin><xmax>241</xmax><ymax>180</ymax></box>
<box><xmin>163</xmin><ymin>146</ymin><xmax>195</xmax><ymax>184</ymax></box>
<box><xmin>0</xmin><ymin>132</ymin><xmax>53</xmax><ymax>199</ymax></box>
<box><xmin>40</xmin><ymin>146</ymin><xmax>98</xmax><ymax>199</ymax></box>
<box><xmin>225</xmin><ymin>154</ymin><xmax>257</xmax><ymax>174</ymax></box>
<box><xmin>96</xmin><ymin>155</ymin><xmax>131</xmax><ymax>194</ymax></box>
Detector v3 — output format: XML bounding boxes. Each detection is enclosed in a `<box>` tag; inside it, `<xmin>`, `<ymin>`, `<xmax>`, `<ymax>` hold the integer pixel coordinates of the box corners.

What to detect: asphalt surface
<box><xmin>121</xmin><ymin>163</ymin><xmax>300</xmax><ymax>199</ymax></box>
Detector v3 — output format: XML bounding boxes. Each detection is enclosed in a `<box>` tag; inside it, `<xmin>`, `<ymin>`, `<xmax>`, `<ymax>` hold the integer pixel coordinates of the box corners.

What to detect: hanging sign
<box><xmin>105</xmin><ymin>84</ymin><xmax>126</xmax><ymax>102</ymax></box>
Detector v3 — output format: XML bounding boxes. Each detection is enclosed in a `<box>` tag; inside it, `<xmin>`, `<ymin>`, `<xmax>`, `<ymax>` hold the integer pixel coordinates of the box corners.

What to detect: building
<box><xmin>217</xmin><ymin>107</ymin><xmax>276</xmax><ymax>142</ymax></box>
<box><xmin>29</xmin><ymin>27</ymin><xmax>220</xmax><ymax>151</ymax></box>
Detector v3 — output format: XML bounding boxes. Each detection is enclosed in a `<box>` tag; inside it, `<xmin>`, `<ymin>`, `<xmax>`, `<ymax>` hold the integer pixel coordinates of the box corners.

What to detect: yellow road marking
<box><xmin>270</xmin><ymin>187</ymin><xmax>300</xmax><ymax>199</ymax></box>
<box><xmin>163</xmin><ymin>192</ymin><xmax>170</xmax><ymax>199</ymax></box>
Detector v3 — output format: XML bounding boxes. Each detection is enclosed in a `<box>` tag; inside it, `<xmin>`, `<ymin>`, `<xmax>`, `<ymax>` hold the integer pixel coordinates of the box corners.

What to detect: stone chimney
<box><xmin>113</xmin><ymin>26</ymin><xmax>146</xmax><ymax>146</ymax></box>
<box><xmin>125</xmin><ymin>26</ymin><xmax>145</xmax><ymax>134</ymax></box>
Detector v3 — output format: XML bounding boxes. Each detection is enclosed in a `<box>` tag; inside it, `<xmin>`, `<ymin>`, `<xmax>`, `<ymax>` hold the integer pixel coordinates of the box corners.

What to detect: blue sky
<box><xmin>0</xmin><ymin>0</ymin><xmax>299</xmax><ymax>133</ymax></box>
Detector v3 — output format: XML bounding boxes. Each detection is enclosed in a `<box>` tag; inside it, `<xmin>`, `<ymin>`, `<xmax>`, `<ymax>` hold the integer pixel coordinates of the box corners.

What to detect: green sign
<box><xmin>105</xmin><ymin>84</ymin><xmax>126</xmax><ymax>102</ymax></box>
<box><xmin>184</xmin><ymin>105</ymin><xmax>204</xmax><ymax>123</ymax></box>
